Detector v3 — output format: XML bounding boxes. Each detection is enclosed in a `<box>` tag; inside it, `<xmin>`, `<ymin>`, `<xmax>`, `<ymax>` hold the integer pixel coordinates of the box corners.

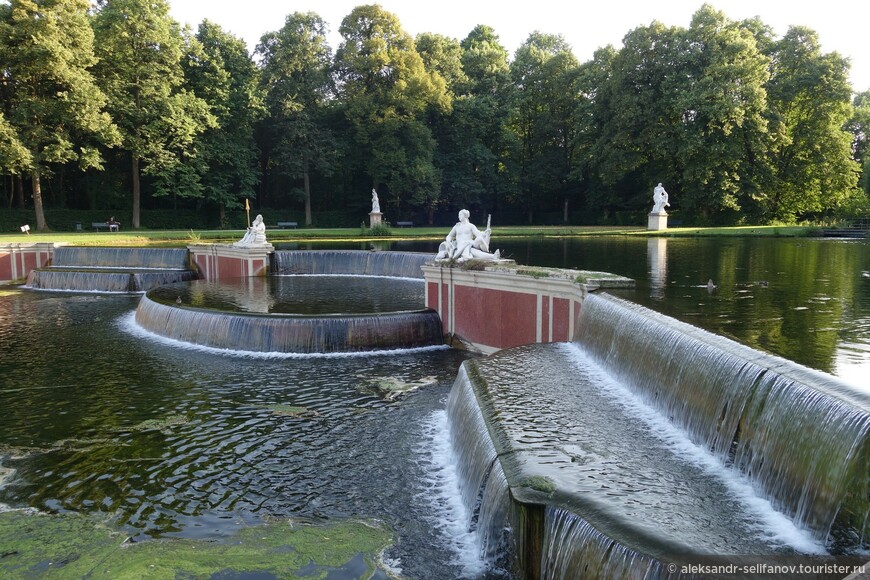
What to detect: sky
<box><xmin>168</xmin><ymin>0</ymin><xmax>870</xmax><ymax>93</ymax></box>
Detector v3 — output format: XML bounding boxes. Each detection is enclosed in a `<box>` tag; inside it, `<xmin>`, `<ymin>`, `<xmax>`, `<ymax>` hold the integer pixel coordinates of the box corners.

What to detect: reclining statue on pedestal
<box><xmin>436</xmin><ymin>209</ymin><xmax>500</xmax><ymax>262</ymax></box>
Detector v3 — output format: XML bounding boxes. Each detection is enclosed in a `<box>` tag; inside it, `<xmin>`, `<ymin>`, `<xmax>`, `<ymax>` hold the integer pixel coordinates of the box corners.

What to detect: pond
<box><xmin>1</xmin><ymin>235</ymin><xmax>867</xmax><ymax>578</ymax></box>
<box><xmin>383</xmin><ymin>236</ymin><xmax>869</xmax><ymax>386</ymax></box>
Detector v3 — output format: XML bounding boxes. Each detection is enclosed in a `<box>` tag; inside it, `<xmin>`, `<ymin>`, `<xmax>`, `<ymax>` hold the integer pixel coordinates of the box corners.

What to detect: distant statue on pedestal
<box><xmin>436</xmin><ymin>209</ymin><xmax>500</xmax><ymax>262</ymax></box>
<box><xmin>234</xmin><ymin>214</ymin><xmax>267</xmax><ymax>247</ymax></box>
<box><xmin>369</xmin><ymin>189</ymin><xmax>383</xmax><ymax>227</ymax></box>
<box><xmin>652</xmin><ymin>183</ymin><xmax>670</xmax><ymax>214</ymax></box>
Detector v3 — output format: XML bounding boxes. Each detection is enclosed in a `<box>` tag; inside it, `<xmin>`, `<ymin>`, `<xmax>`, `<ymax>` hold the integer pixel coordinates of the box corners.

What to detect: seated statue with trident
<box><xmin>234</xmin><ymin>214</ymin><xmax>267</xmax><ymax>246</ymax></box>
<box><xmin>436</xmin><ymin>209</ymin><xmax>500</xmax><ymax>262</ymax></box>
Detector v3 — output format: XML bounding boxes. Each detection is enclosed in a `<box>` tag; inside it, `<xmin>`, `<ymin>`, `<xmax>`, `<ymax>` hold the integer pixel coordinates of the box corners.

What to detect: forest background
<box><xmin>2</xmin><ymin>0</ymin><xmax>869</xmax><ymax>232</ymax></box>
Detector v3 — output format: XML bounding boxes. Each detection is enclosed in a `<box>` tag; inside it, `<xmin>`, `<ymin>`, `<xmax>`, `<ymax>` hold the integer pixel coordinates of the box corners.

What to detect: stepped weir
<box><xmin>134</xmin><ymin>251</ymin><xmax>441</xmax><ymax>354</ymax></box>
<box><xmin>448</xmin><ymin>293</ymin><xmax>870</xmax><ymax>577</ymax></box>
<box><xmin>25</xmin><ymin>247</ymin><xmax>197</xmax><ymax>292</ymax></box>
<box><xmin>272</xmin><ymin>249</ymin><xmax>430</xmax><ymax>279</ymax></box>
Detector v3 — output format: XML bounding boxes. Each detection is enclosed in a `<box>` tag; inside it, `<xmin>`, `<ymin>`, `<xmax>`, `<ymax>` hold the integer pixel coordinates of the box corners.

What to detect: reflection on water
<box><xmin>148</xmin><ymin>276</ymin><xmax>426</xmax><ymax>315</ymax></box>
<box><xmin>0</xmin><ymin>292</ymin><xmax>485</xmax><ymax>578</ymax></box>
<box><xmin>387</xmin><ymin>237</ymin><xmax>870</xmax><ymax>385</ymax></box>
<box><xmin>646</xmin><ymin>238</ymin><xmax>668</xmax><ymax>300</ymax></box>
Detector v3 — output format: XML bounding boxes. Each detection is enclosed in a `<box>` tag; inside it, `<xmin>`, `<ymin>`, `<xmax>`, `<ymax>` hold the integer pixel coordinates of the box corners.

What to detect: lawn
<box><xmin>0</xmin><ymin>224</ymin><xmax>817</xmax><ymax>247</ymax></box>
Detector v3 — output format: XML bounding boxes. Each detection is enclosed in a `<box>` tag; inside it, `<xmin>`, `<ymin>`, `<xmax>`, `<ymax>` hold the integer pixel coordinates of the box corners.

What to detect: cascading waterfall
<box><xmin>26</xmin><ymin>247</ymin><xmax>196</xmax><ymax>292</ymax></box>
<box><xmin>445</xmin><ymin>291</ymin><xmax>870</xmax><ymax>577</ymax></box>
<box><xmin>273</xmin><ymin>250</ymin><xmax>429</xmax><ymax>279</ymax></box>
<box><xmin>51</xmin><ymin>247</ymin><xmax>191</xmax><ymax>269</ymax></box>
<box><xmin>26</xmin><ymin>269</ymin><xmax>196</xmax><ymax>292</ymax></box>
<box><xmin>542</xmin><ymin>507</ymin><xmax>665</xmax><ymax>580</ymax></box>
<box><xmin>445</xmin><ymin>365</ymin><xmax>515</xmax><ymax>571</ymax></box>
<box><xmin>134</xmin><ymin>295</ymin><xmax>444</xmax><ymax>353</ymax></box>
<box><xmin>574</xmin><ymin>293</ymin><xmax>870</xmax><ymax>547</ymax></box>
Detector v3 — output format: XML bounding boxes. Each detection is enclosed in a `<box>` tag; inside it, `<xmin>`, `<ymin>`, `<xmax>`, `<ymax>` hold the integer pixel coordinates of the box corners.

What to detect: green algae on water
<box><xmin>266</xmin><ymin>404</ymin><xmax>320</xmax><ymax>418</ymax></box>
<box><xmin>128</xmin><ymin>414</ymin><xmax>189</xmax><ymax>433</ymax></box>
<box><xmin>357</xmin><ymin>375</ymin><xmax>438</xmax><ymax>401</ymax></box>
<box><xmin>0</xmin><ymin>509</ymin><xmax>392</xmax><ymax>579</ymax></box>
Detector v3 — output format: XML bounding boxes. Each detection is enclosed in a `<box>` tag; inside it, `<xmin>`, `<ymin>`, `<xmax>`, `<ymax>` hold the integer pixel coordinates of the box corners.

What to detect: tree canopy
<box><xmin>1</xmin><ymin>2</ymin><xmax>866</xmax><ymax>228</ymax></box>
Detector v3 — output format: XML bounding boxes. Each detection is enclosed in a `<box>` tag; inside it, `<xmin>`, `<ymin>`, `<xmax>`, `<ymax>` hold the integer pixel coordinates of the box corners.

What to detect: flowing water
<box><xmin>2</xmin><ymin>237</ymin><xmax>869</xmax><ymax>578</ymax></box>
<box><xmin>0</xmin><ymin>291</ymin><xmax>499</xmax><ymax>578</ymax></box>
<box><xmin>26</xmin><ymin>247</ymin><xmax>196</xmax><ymax>293</ymax></box>
<box><xmin>135</xmin><ymin>276</ymin><xmax>443</xmax><ymax>353</ymax></box>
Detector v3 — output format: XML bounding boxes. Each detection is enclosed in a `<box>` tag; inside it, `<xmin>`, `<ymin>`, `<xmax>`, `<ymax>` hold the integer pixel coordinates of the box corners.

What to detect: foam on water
<box><xmin>416</xmin><ymin>409</ymin><xmax>489</xmax><ymax>578</ymax></box>
<box><xmin>24</xmin><ymin>286</ymin><xmax>141</xmax><ymax>295</ymax></box>
<box><xmin>560</xmin><ymin>342</ymin><xmax>827</xmax><ymax>555</ymax></box>
<box><xmin>119</xmin><ymin>311</ymin><xmax>449</xmax><ymax>359</ymax></box>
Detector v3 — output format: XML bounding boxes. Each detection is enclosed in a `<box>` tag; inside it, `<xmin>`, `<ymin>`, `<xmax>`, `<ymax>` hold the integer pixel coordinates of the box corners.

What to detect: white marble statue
<box><xmin>371</xmin><ymin>189</ymin><xmax>380</xmax><ymax>213</ymax></box>
<box><xmin>436</xmin><ymin>209</ymin><xmax>500</xmax><ymax>262</ymax></box>
<box><xmin>652</xmin><ymin>183</ymin><xmax>670</xmax><ymax>214</ymax></box>
<box><xmin>234</xmin><ymin>214</ymin><xmax>267</xmax><ymax>247</ymax></box>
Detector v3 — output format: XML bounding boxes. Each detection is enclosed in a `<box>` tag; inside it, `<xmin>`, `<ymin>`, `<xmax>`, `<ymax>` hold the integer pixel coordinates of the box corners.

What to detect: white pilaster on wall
<box><xmin>549</xmin><ymin>295</ymin><xmax>555</xmax><ymax>342</ymax></box>
<box><xmin>569</xmin><ymin>299</ymin><xmax>576</xmax><ymax>340</ymax></box>
<box><xmin>536</xmin><ymin>294</ymin><xmax>543</xmax><ymax>343</ymax></box>
<box><xmin>448</xmin><ymin>271</ymin><xmax>455</xmax><ymax>336</ymax></box>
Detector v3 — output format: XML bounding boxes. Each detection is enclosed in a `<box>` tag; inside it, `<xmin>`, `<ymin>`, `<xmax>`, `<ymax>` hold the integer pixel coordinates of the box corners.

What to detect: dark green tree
<box><xmin>1</xmin><ymin>0</ymin><xmax>118</xmax><ymax>230</ymax></box>
<box><xmin>762</xmin><ymin>26</ymin><xmax>858</xmax><ymax>220</ymax></box>
<box><xmin>572</xmin><ymin>46</ymin><xmax>619</xmax><ymax>219</ymax></box>
<box><xmin>416</xmin><ymin>33</ymin><xmax>468</xmax><ymax>93</ymax></box>
<box><xmin>584</xmin><ymin>7</ymin><xmax>775</xmax><ymax>222</ymax></box>
<box><xmin>257</xmin><ymin>12</ymin><xmax>335</xmax><ymax>226</ymax></box>
<box><xmin>510</xmin><ymin>32</ymin><xmax>580</xmax><ymax>223</ymax></box>
<box><xmin>675</xmin><ymin>6</ymin><xmax>772</xmax><ymax>219</ymax></box>
<box><xmin>92</xmin><ymin>0</ymin><xmax>214</xmax><ymax>228</ymax></box>
<box><xmin>185</xmin><ymin>20</ymin><xmax>264</xmax><ymax>227</ymax></box>
<box><xmin>447</xmin><ymin>25</ymin><xmax>517</xmax><ymax>215</ymax></box>
<box><xmin>333</xmin><ymin>4</ymin><xmax>449</xmax><ymax>216</ymax></box>
<box><xmin>0</xmin><ymin>113</ymin><xmax>30</xmax><ymax>177</ymax></box>
<box><xmin>847</xmin><ymin>91</ymin><xmax>870</xmax><ymax>197</ymax></box>
<box><xmin>416</xmin><ymin>32</ymin><xmax>467</xmax><ymax>222</ymax></box>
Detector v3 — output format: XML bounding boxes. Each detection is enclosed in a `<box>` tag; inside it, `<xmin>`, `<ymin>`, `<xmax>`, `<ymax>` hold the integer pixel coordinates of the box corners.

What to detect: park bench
<box><xmin>92</xmin><ymin>222</ymin><xmax>119</xmax><ymax>232</ymax></box>
<box><xmin>395</xmin><ymin>221</ymin><xmax>414</xmax><ymax>228</ymax></box>
<box><xmin>276</xmin><ymin>221</ymin><xmax>298</xmax><ymax>229</ymax></box>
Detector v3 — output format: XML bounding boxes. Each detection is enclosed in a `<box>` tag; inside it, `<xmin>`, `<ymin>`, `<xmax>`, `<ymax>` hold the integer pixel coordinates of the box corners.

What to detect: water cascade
<box><xmin>26</xmin><ymin>247</ymin><xmax>197</xmax><ymax>292</ymax></box>
<box><xmin>273</xmin><ymin>250</ymin><xmax>429</xmax><ymax>279</ymax></box>
<box><xmin>445</xmin><ymin>364</ymin><xmax>515</xmax><ymax>572</ymax></box>
<box><xmin>50</xmin><ymin>247</ymin><xmax>193</xmax><ymax>269</ymax></box>
<box><xmin>446</xmin><ymin>292</ymin><xmax>870</xmax><ymax>577</ymax></box>
<box><xmin>575</xmin><ymin>293</ymin><xmax>870</xmax><ymax>547</ymax></box>
<box><xmin>134</xmin><ymin>277</ymin><xmax>444</xmax><ymax>354</ymax></box>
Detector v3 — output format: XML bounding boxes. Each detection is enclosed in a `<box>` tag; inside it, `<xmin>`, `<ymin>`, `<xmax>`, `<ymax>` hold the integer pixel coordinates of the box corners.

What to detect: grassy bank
<box><xmin>0</xmin><ymin>224</ymin><xmax>819</xmax><ymax>247</ymax></box>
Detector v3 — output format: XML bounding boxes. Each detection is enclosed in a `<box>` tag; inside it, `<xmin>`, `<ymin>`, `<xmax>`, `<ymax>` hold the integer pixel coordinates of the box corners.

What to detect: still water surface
<box><xmin>0</xmin><ymin>235</ymin><xmax>867</xmax><ymax>577</ymax></box>
<box><xmin>387</xmin><ymin>236</ymin><xmax>870</xmax><ymax>386</ymax></box>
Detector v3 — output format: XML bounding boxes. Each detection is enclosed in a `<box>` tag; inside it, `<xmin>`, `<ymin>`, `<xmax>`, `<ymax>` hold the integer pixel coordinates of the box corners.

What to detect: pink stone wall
<box><xmin>422</xmin><ymin>265</ymin><xmax>587</xmax><ymax>354</ymax></box>
<box><xmin>188</xmin><ymin>245</ymin><xmax>271</xmax><ymax>281</ymax></box>
<box><xmin>0</xmin><ymin>244</ymin><xmax>55</xmax><ymax>284</ymax></box>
